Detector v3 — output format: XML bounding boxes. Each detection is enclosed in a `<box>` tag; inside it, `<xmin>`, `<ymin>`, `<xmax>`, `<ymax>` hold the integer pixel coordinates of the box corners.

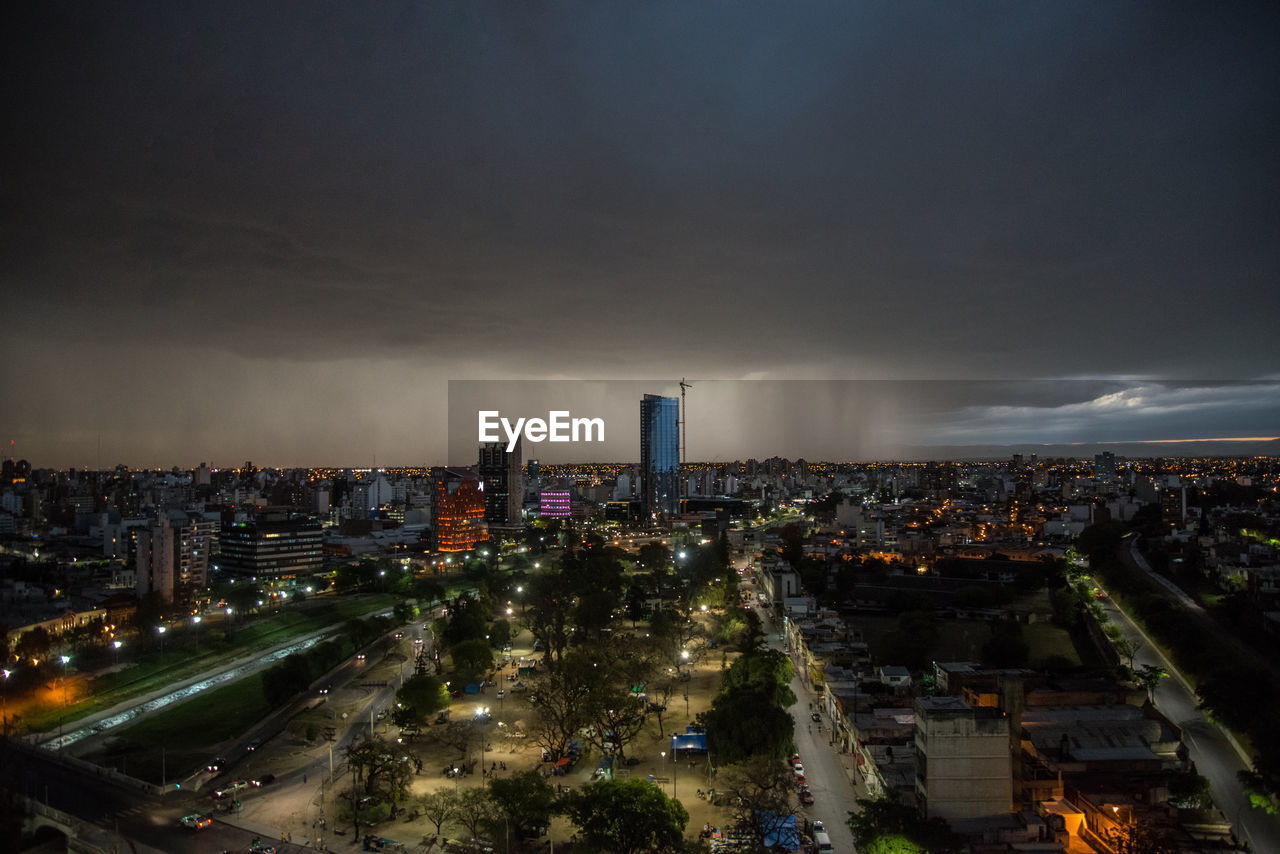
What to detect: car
<box><xmin>250</xmin><ymin>773</ymin><xmax>276</xmax><ymax>786</ymax></box>
<box><xmin>394</xmin><ymin>632</ymin><xmax>404</xmax><ymax>639</ymax></box>
<box><xmin>810</xmin><ymin>712</ymin><xmax>821</xmax><ymax>722</ymax></box>
<box><xmin>249</xmin><ymin>846</ymin><xmax>277</xmax><ymax>854</ymax></box>
<box><xmin>799</xmin><ymin>788</ymin><xmax>814</xmax><ymax>805</ymax></box>
<box><xmin>206</xmin><ymin>757</ymin><xmax>226</xmax><ymax>772</ymax></box>
<box><xmin>318</xmin><ymin>685</ymin><xmax>330</xmax><ymax>694</ymax></box>
<box><xmin>180</xmin><ymin>813</ymin><xmax>212</xmax><ymax>830</ymax></box>
<box><xmin>246</xmin><ymin>739</ymin><xmax>261</xmax><ymax>751</ymax></box>
<box><xmin>795</xmin><ymin>773</ymin><xmax>806</xmax><ymax>786</ymax></box>
<box><xmin>793</xmin><ymin>763</ymin><xmax>804</xmax><ymax>775</ymax></box>
<box><xmin>812</xmin><ymin>820</ymin><xmax>825</xmax><ymax>833</ymax></box>
<box><xmin>356</xmin><ymin>653</ymin><xmax>366</xmax><ymax>660</ymax></box>
<box><xmin>496</xmin><ymin>690</ymin><xmax>505</xmax><ymax>699</ymax></box>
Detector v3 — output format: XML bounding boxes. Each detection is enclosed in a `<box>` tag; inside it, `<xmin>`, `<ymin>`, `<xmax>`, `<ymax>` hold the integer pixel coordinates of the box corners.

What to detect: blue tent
<box><xmin>757</xmin><ymin>813</ymin><xmax>801</xmax><ymax>850</ymax></box>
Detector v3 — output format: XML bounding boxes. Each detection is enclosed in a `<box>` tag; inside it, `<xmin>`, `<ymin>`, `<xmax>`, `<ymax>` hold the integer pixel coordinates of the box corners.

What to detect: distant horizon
<box><xmin>14</xmin><ymin>435</ymin><xmax>1278</xmax><ymax>474</ymax></box>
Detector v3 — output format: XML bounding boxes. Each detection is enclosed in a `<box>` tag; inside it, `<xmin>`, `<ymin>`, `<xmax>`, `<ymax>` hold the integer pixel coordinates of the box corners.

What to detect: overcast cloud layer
<box><xmin>3</xmin><ymin>2</ymin><xmax>1278</xmax><ymax>467</ymax></box>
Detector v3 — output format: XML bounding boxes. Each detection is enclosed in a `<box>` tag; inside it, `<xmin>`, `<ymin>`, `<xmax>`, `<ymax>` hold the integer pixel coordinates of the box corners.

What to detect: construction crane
<box><xmin>679</xmin><ymin>378</ymin><xmax>693</xmax><ymax>466</ymax></box>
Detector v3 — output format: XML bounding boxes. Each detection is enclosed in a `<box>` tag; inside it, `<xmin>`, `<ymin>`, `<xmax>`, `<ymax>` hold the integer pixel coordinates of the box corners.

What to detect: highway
<box><xmin>1097</xmin><ymin>590</ymin><xmax>1280</xmax><ymax>853</ymax></box>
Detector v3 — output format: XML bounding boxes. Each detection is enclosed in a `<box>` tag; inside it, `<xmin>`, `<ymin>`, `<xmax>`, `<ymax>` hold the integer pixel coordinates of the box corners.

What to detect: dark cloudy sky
<box><xmin>3</xmin><ymin>2</ymin><xmax>1278</xmax><ymax>468</ymax></box>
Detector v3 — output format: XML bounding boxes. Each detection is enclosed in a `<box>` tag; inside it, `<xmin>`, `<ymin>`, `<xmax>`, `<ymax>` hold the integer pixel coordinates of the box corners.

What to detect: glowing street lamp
<box><xmin>157</xmin><ymin>625</ymin><xmax>166</xmax><ymax>656</ymax></box>
<box><xmin>2</xmin><ymin>669</ymin><xmax>10</xmax><ymax>734</ymax></box>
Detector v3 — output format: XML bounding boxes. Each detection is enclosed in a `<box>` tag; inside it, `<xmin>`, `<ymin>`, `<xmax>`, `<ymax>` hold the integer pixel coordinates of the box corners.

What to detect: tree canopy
<box><xmin>561</xmin><ymin>778</ymin><xmax>688</xmax><ymax>854</ymax></box>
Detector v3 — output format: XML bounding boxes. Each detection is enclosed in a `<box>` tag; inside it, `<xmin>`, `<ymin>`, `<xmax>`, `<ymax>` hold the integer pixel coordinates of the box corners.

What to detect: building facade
<box><xmin>478</xmin><ymin>438</ymin><xmax>523</xmax><ymax>529</ymax></box>
<box><xmin>915</xmin><ymin>696</ymin><xmax>1012</xmax><ymax>821</ymax></box>
<box><xmin>432</xmin><ymin>470</ymin><xmax>487</xmax><ymax>552</ymax></box>
<box><xmin>640</xmin><ymin>393</ymin><xmax>680</xmax><ymax>520</ymax></box>
<box><xmin>135</xmin><ymin>510</ymin><xmax>218</xmax><ymax>604</ymax></box>
<box><xmin>218</xmin><ymin>514</ymin><xmax>323</xmax><ymax>578</ymax></box>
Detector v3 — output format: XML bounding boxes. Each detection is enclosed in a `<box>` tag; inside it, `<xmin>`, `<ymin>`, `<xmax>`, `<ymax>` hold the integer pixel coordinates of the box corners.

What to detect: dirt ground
<box><xmin>252</xmin><ymin>621</ymin><xmax>742</xmax><ymax>850</ymax></box>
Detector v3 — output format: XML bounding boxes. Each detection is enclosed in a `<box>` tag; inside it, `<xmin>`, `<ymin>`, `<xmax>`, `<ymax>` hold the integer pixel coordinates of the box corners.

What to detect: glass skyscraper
<box><xmin>640</xmin><ymin>393</ymin><xmax>680</xmax><ymax>519</ymax></box>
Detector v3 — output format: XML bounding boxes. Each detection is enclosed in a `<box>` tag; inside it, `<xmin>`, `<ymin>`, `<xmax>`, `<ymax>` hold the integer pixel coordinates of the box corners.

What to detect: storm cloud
<box><xmin>3</xmin><ymin>2</ymin><xmax>1278</xmax><ymax>466</ymax></box>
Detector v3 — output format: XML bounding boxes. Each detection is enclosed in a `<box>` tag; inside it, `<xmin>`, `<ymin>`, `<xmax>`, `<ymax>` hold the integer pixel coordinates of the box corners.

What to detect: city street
<box><xmin>1098</xmin><ymin>591</ymin><xmax>1280</xmax><ymax>853</ymax></box>
<box><xmin>761</xmin><ymin>605</ymin><xmax>861</xmax><ymax>853</ymax></box>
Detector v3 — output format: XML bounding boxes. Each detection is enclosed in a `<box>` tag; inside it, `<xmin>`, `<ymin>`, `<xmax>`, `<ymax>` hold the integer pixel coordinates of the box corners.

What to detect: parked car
<box><xmin>799</xmin><ymin>788</ymin><xmax>814</xmax><ymax>805</ymax></box>
<box><xmin>810</xmin><ymin>712</ymin><xmax>821</xmax><ymax>722</ymax></box>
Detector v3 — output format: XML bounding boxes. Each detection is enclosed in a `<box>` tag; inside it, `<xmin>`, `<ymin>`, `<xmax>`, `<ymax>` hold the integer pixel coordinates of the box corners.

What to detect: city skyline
<box><xmin>4</xmin><ymin>3</ymin><xmax>1278</xmax><ymax>468</ymax></box>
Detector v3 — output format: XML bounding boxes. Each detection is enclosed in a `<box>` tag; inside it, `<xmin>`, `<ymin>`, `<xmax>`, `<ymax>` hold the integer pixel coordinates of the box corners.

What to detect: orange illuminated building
<box><xmin>433</xmin><ymin>471</ymin><xmax>487</xmax><ymax>552</ymax></box>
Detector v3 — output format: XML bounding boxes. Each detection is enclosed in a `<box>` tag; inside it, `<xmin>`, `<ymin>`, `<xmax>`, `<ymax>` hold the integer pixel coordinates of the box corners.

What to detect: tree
<box><xmin>701</xmin><ymin>647</ymin><xmax>797</xmax><ymax>762</ymax></box>
<box><xmin>716</xmin><ymin>757</ymin><xmax>796</xmax><ymax>848</ymax></box>
<box><xmin>488</xmin><ymin>618</ymin><xmax>512</xmax><ymax>649</ymax></box>
<box><xmin>637</xmin><ymin>543</ymin><xmax>671</xmax><ymax>572</ymax></box>
<box><xmin>848</xmin><ymin>796</ymin><xmax>961</xmax><ymax>854</ymax></box>
<box><xmin>561</xmin><ymin>778</ymin><xmax>688</xmax><ymax>854</ymax></box>
<box><xmin>344</xmin><ymin>736</ymin><xmax>415</xmax><ymax>813</ymax></box>
<box><xmin>13</xmin><ymin>625</ymin><xmax>51</xmax><ymax>662</ymax></box>
<box><xmin>1167</xmin><ymin>773</ymin><xmax>1213</xmax><ymax>809</ymax></box>
<box><xmin>396</xmin><ymin>674</ymin><xmax>450</xmax><ymax>727</ymax></box>
<box><xmin>416</xmin><ymin>789</ymin><xmax>459</xmax><ymax>838</ymax></box>
<box><xmin>526</xmin><ymin>655</ymin><xmax>594</xmax><ymax>762</ymax></box>
<box><xmin>451</xmin><ymin>638</ymin><xmax>494</xmax><ymax>684</ymax></box>
<box><xmin>1133</xmin><ymin>665</ymin><xmax>1168</xmax><ymax>703</ymax></box>
<box><xmin>488</xmin><ymin>770</ymin><xmax>557</xmax><ymax>838</ymax></box>
<box><xmin>454</xmin><ymin>788</ymin><xmax>499</xmax><ymax>842</ymax></box>
<box><xmin>443</xmin><ymin>595</ymin><xmax>489</xmax><ymax>647</ymax></box>
<box><xmin>523</xmin><ymin>569</ymin><xmax>576</xmax><ymax>668</ymax></box>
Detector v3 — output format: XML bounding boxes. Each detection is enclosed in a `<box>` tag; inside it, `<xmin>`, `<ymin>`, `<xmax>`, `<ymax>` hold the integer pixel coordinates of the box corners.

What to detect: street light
<box><xmin>58</xmin><ymin>655</ymin><xmax>71</xmax><ymax>752</ymax></box>
<box><xmin>2</xmin><ymin>669</ymin><xmax>10</xmax><ymax>734</ymax></box>
<box><xmin>157</xmin><ymin>625</ymin><xmax>166</xmax><ymax>656</ymax></box>
<box><xmin>112</xmin><ymin>640</ymin><xmax>122</xmax><ymax>667</ymax></box>
<box><xmin>671</xmin><ymin>735</ymin><xmax>678</xmax><ymax>800</ymax></box>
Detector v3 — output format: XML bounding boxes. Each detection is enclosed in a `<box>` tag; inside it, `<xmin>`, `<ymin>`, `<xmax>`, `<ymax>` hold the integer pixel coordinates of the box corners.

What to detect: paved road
<box><xmin>758</xmin><ymin>605</ymin><xmax>860</xmax><ymax>853</ymax></box>
<box><xmin>1098</xmin><ymin>591</ymin><xmax>1280</xmax><ymax>853</ymax></box>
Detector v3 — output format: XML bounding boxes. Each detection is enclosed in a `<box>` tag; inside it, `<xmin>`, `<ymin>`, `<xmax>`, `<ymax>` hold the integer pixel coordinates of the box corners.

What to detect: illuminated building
<box><xmin>136</xmin><ymin>510</ymin><xmax>219</xmax><ymax>604</ymax></box>
<box><xmin>640</xmin><ymin>393</ymin><xmax>680</xmax><ymax>519</ymax></box>
<box><xmin>1094</xmin><ymin>452</ymin><xmax>1117</xmax><ymax>483</ymax></box>
<box><xmin>479</xmin><ymin>438</ymin><xmax>523</xmax><ymax>528</ymax></box>
<box><xmin>539</xmin><ymin>489</ymin><xmax>571</xmax><ymax>518</ymax></box>
<box><xmin>432</xmin><ymin>470</ymin><xmax>487</xmax><ymax>551</ymax></box>
<box><xmin>219</xmin><ymin>514</ymin><xmax>323</xmax><ymax>578</ymax></box>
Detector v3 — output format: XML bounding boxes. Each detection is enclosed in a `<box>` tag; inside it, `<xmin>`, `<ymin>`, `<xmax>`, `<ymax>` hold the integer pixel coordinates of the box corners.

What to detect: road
<box><xmin>6</xmin><ymin>619</ymin><xmax>423</xmax><ymax>853</ymax></box>
<box><xmin>757</xmin><ymin>603</ymin><xmax>860</xmax><ymax>853</ymax></box>
<box><xmin>1</xmin><ymin>737</ymin><xmax>314</xmax><ymax>854</ymax></box>
<box><xmin>1097</xmin><ymin>590</ymin><xmax>1280</xmax><ymax>853</ymax></box>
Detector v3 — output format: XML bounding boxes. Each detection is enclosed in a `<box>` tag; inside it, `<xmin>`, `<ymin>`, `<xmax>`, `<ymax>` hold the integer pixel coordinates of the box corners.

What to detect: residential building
<box><xmin>915</xmin><ymin>696</ymin><xmax>1012</xmax><ymax>822</ymax></box>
